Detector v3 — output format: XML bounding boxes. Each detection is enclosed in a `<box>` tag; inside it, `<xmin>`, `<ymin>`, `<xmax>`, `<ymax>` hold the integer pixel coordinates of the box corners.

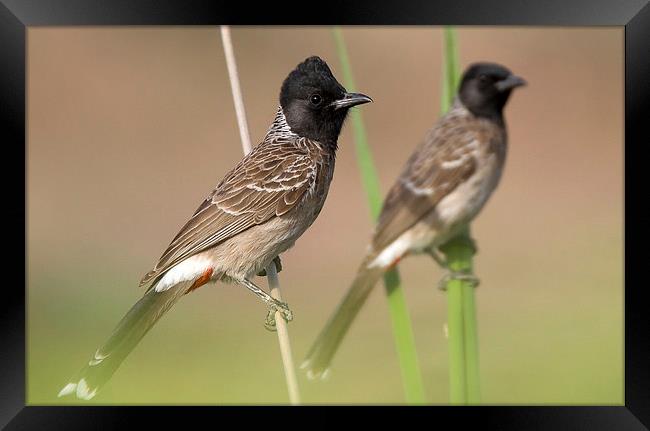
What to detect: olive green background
<box><xmin>27</xmin><ymin>26</ymin><xmax>623</xmax><ymax>404</ymax></box>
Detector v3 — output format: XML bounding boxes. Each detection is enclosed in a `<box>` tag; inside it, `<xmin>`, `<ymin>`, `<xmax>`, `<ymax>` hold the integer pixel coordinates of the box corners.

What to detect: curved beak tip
<box><xmin>496</xmin><ymin>75</ymin><xmax>527</xmax><ymax>92</ymax></box>
<box><xmin>361</xmin><ymin>94</ymin><xmax>374</xmax><ymax>103</ymax></box>
<box><xmin>332</xmin><ymin>92</ymin><xmax>373</xmax><ymax>110</ymax></box>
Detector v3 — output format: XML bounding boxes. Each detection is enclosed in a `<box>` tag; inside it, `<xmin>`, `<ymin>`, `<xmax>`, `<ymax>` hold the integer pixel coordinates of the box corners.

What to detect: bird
<box><xmin>302</xmin><ymin>62</ymin><xmax>525</xmax><ymax>379</ymax></box>
<box><xmin>57</xmin><ymin>55</ymin><xmax>372</xmax><ymax>400</ymax></box>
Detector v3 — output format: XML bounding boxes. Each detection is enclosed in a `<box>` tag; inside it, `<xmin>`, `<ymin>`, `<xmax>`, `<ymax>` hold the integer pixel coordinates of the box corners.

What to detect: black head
<box><xmin>279</xmin><ymin>56</ymin><xmax>372</xmax><ymax>145</ymax></box>
<box><xmin>458</xmin><ymin>62</ymin><xmax>526</xmax><ymax>120</ymax></box>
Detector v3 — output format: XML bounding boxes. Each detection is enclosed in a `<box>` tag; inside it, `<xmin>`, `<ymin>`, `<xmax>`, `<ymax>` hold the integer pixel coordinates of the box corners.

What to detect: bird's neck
<box><xmin>264</xmin><ymin>106</ymin><xmax>339</xmax><ymax>153</ymax></box>
<box><xmin>452</xmin><ymin>97</ymin><xmax>505</xmax><ymax>126</ymax></box>
<box><xmin>265</xmin><ymin>106</ymin><xmax>300</xmax><ymax>141</ymax></box>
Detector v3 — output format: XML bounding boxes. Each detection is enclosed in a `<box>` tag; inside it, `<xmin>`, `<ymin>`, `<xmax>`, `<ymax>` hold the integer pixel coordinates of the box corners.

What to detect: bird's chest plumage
<box><xmin>235</xmin><ymin>145</ymin><xmax>334</xmax><ymax>278</ymax></box>
<box><xmin>287</xmin><ymin>144</ymin><xmax>335</xmax><ymax>235</ymax></box>
<box><xmin>432</xmin><ymin>147</ymin><xmax>504</xmax><ymax>231</ymax></box>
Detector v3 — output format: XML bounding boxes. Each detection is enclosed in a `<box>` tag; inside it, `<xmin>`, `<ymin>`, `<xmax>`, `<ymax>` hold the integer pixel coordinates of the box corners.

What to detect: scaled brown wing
<box><xmin>371</xmin><ymin>124</ymin><xmax>478</xmax><ymax>252</ymax></box>
<box><xmin>140</xmin><ymin>141</ymin><xmax>317</xmax><ymax>288</ymax></box>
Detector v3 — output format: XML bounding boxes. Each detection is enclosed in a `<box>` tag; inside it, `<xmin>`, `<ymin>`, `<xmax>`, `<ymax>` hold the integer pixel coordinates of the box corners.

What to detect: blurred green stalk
<box><xmin>332</xmin><ymin>26</ymin><xmax>426</xmax><ymax>404</ymax></box>
<box><xmin>441</xmin><ymin>27</ymin><xmax>461</xmax><ymax>113</ymax></box>
<box><xmin>440</xmin><ymin>26</ymin><xmax>481</xmax><ymax>404</ymax></box>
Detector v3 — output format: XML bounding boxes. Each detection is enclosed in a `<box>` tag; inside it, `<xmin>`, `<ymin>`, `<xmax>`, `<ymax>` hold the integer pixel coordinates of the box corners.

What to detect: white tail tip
<box><xmin>305</xmin><ymin>367</ymin><xmax>331</xmax><ymax>381</ymax></box>
<box><xmin>58</xmin><ymin>383</ymin><xmax>77</xmax><ymax>397</ymax></box>
<box><xmin>76</xmin><ymin>378</ymin><xmax>98</xmax><ymax>400</ymax></box>
<box><xmin>301</xmin><ymin>358</ymin><xmax>332</xmax><ymax>381</ymax></box>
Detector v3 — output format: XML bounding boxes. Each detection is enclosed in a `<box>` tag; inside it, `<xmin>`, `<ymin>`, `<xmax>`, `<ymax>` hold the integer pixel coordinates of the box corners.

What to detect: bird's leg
<box><xmin>256</xmin><ymin>256</ymin><xmax>283</xmax><ymax>277</ymax></box>
<box><xmin>427</xmin><ymin>248</ymin><xmax>449</xmax><ymax>269</ymax></box>
<box><xmin>237</xmin><ymin>277</ymin><xmax>293</xmax><ymax>330</ymax></box>
<box><xmin>429</xmin><ymin>245</ymin><xmax>480</xmax><ymax>291</ymax></box>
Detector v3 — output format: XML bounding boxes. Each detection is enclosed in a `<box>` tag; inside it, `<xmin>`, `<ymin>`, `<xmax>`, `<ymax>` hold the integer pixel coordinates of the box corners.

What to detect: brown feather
<box><xmin>139</xmin><ymin>136</ymin><xmax>326</xmax><ymax>288</ymax></box>
<box><xmin>372</xmin><ymin>106</ymin><xmax>504</xmax><ymax>252</ymax></box>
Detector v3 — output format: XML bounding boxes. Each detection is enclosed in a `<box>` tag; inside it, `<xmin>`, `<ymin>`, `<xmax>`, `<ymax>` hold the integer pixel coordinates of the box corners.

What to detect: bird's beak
<box><xmin>495</xmin><ymin>75</ymin><xmax>527</xmax><ymax>92</ymax></box>
<box><xmin>331</xmin><ymin>92</ymin><xmax>373</xmax><ymax>110</ymax></box>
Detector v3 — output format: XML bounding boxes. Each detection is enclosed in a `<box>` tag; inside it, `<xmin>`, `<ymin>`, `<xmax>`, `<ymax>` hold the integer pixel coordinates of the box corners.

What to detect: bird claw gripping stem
<box><xmin>257</xmin><ymin>256</ymin><xmax>283</xmax><ymax>277</ymax></box>
<box><xmin>437</xmin><ymin>270</ymin><xmax>480</xmax><ymax>291</ymax></box>
<box><xmin>264</xmin><ymin>300</ymin><xmax>294</xmax><ymax>332</ymax></box>
<box><xmin>429</xmin><ymin>235</ymin><xmax>479</xmax><ymax>269</ymax></box>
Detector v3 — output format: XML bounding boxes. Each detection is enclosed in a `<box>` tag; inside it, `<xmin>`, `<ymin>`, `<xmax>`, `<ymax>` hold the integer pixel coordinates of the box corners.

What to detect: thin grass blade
<box><xmin>439</xmin><ymin>26</ymin><xmax>481</xmax><ymax>404</ymax></box>
<box><xmin>332</xmin><ymin>26</ymin><xmax>426</xmax><ymax>404</ymax></box>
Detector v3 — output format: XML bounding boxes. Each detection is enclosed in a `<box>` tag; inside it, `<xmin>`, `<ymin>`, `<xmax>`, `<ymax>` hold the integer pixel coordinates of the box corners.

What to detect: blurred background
<box><xmin>27</xmin><ymin>26</ymin><xmax>623</xmax><ymax>404</ymax></box>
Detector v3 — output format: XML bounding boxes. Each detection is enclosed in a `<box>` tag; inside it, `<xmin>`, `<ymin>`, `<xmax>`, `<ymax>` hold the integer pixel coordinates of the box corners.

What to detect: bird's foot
<box><xmin>257</xmin><ymin>256</ymin><xmax>283</xmax><ymax>277</ymax></box>
<box><xmin>236</xmin><ymin>276</ymin><xmax>293</xmax><ymax>331</ymax></box>
<box><xmin>437</xmin><ymin>270</ymin><xmax>480</xmax><ymax>291</ymax></box>
<box><xmin>264</xmin><ymin>299</ymin><xmax>294</xmax><ymax>332</ymax></box>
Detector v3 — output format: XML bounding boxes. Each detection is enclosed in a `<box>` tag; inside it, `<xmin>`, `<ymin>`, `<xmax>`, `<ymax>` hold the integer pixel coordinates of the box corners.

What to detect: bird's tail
<box><xmin>57</xmin><ymin>281</ymin><xmax>192</xmax><ymax>400</ymax></box>
<box><xmin>301</xmin><ymin>253</ymin><xmax>386</xmax><ymax>379</ymax></box>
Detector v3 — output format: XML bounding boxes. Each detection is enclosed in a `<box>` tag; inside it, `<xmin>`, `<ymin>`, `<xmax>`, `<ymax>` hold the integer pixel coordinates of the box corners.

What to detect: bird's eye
<box><xmin>309</xmin><ymin>94</ymin><xmax>322</xmax><ymax>106</ymax></box>
<box><xmin>478</xmin><ymin>74</ymin><xmax>489</xmax><ymax>84</ymax></box>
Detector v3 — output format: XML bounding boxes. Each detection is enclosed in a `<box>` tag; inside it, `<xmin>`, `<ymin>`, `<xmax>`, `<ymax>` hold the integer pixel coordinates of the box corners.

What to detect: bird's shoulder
<box><xmin>208</xmin><ymin>136</ymin><xmax>326</xmax><ymax>209</ymax></box>
<box><xmin>400</xmin><ymin>105</ymin><xmax>506</xmax><ymax>188</ymax></box>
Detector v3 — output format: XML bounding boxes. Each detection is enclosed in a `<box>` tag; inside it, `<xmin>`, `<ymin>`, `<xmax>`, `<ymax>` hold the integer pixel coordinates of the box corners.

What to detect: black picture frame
<box><xmin>4</xmin><ymin>0</ymin><xmax>648</xmax><ymax>428</ymax></box>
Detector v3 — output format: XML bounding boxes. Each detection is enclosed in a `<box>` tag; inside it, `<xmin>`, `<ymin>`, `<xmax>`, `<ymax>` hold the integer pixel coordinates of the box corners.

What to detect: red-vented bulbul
<box><xmin>58</xmin><ymin>56</ymin><xmax>372</xmax><ymax>399</ymax></box>
<box><xmin>302</xmin><ymin>62</ymin><xmax>525</xmax><ymax>379</ymax></box>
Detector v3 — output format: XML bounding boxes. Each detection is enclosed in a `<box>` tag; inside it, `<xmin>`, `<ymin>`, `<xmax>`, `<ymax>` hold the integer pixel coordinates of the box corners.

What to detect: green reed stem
<box><xmin>446</xmin><ymin>273</ymin><xmax>467</xmax><ymax>403</ymax></box>
<box><xmin>332</xmin><ymin>26</ymin><xmax>426</xmax><ymax>404</ymax></box>
<box><xmin>441</xmin><ymin>27</ymin><xmax>461</xmax><ymax>113</ymax></box>
<box><xmin>462</xmin><ymin>275</ymin><xmax>481</xmax><ymax>403</ymax></box>
<box><xmin>440</xmin><ymin>27</ymin><xmax>481</xmax><ymax>404</ymax></box>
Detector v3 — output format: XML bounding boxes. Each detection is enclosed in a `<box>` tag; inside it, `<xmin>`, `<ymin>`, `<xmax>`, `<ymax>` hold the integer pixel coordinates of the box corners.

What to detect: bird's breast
<box><xmin>224</xmin><ymin>152</ymin><xmax>335</xmax><ymax>280</ymax></box>
<box><xmin>303</xmin><ymin>152</ymin><xmax>336</xmax><ymax>220</ymax></box>
<box><xmin>432</xmin><ymin>151</ymin><xmax>504</xmax><ymax>230</ymax></box>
